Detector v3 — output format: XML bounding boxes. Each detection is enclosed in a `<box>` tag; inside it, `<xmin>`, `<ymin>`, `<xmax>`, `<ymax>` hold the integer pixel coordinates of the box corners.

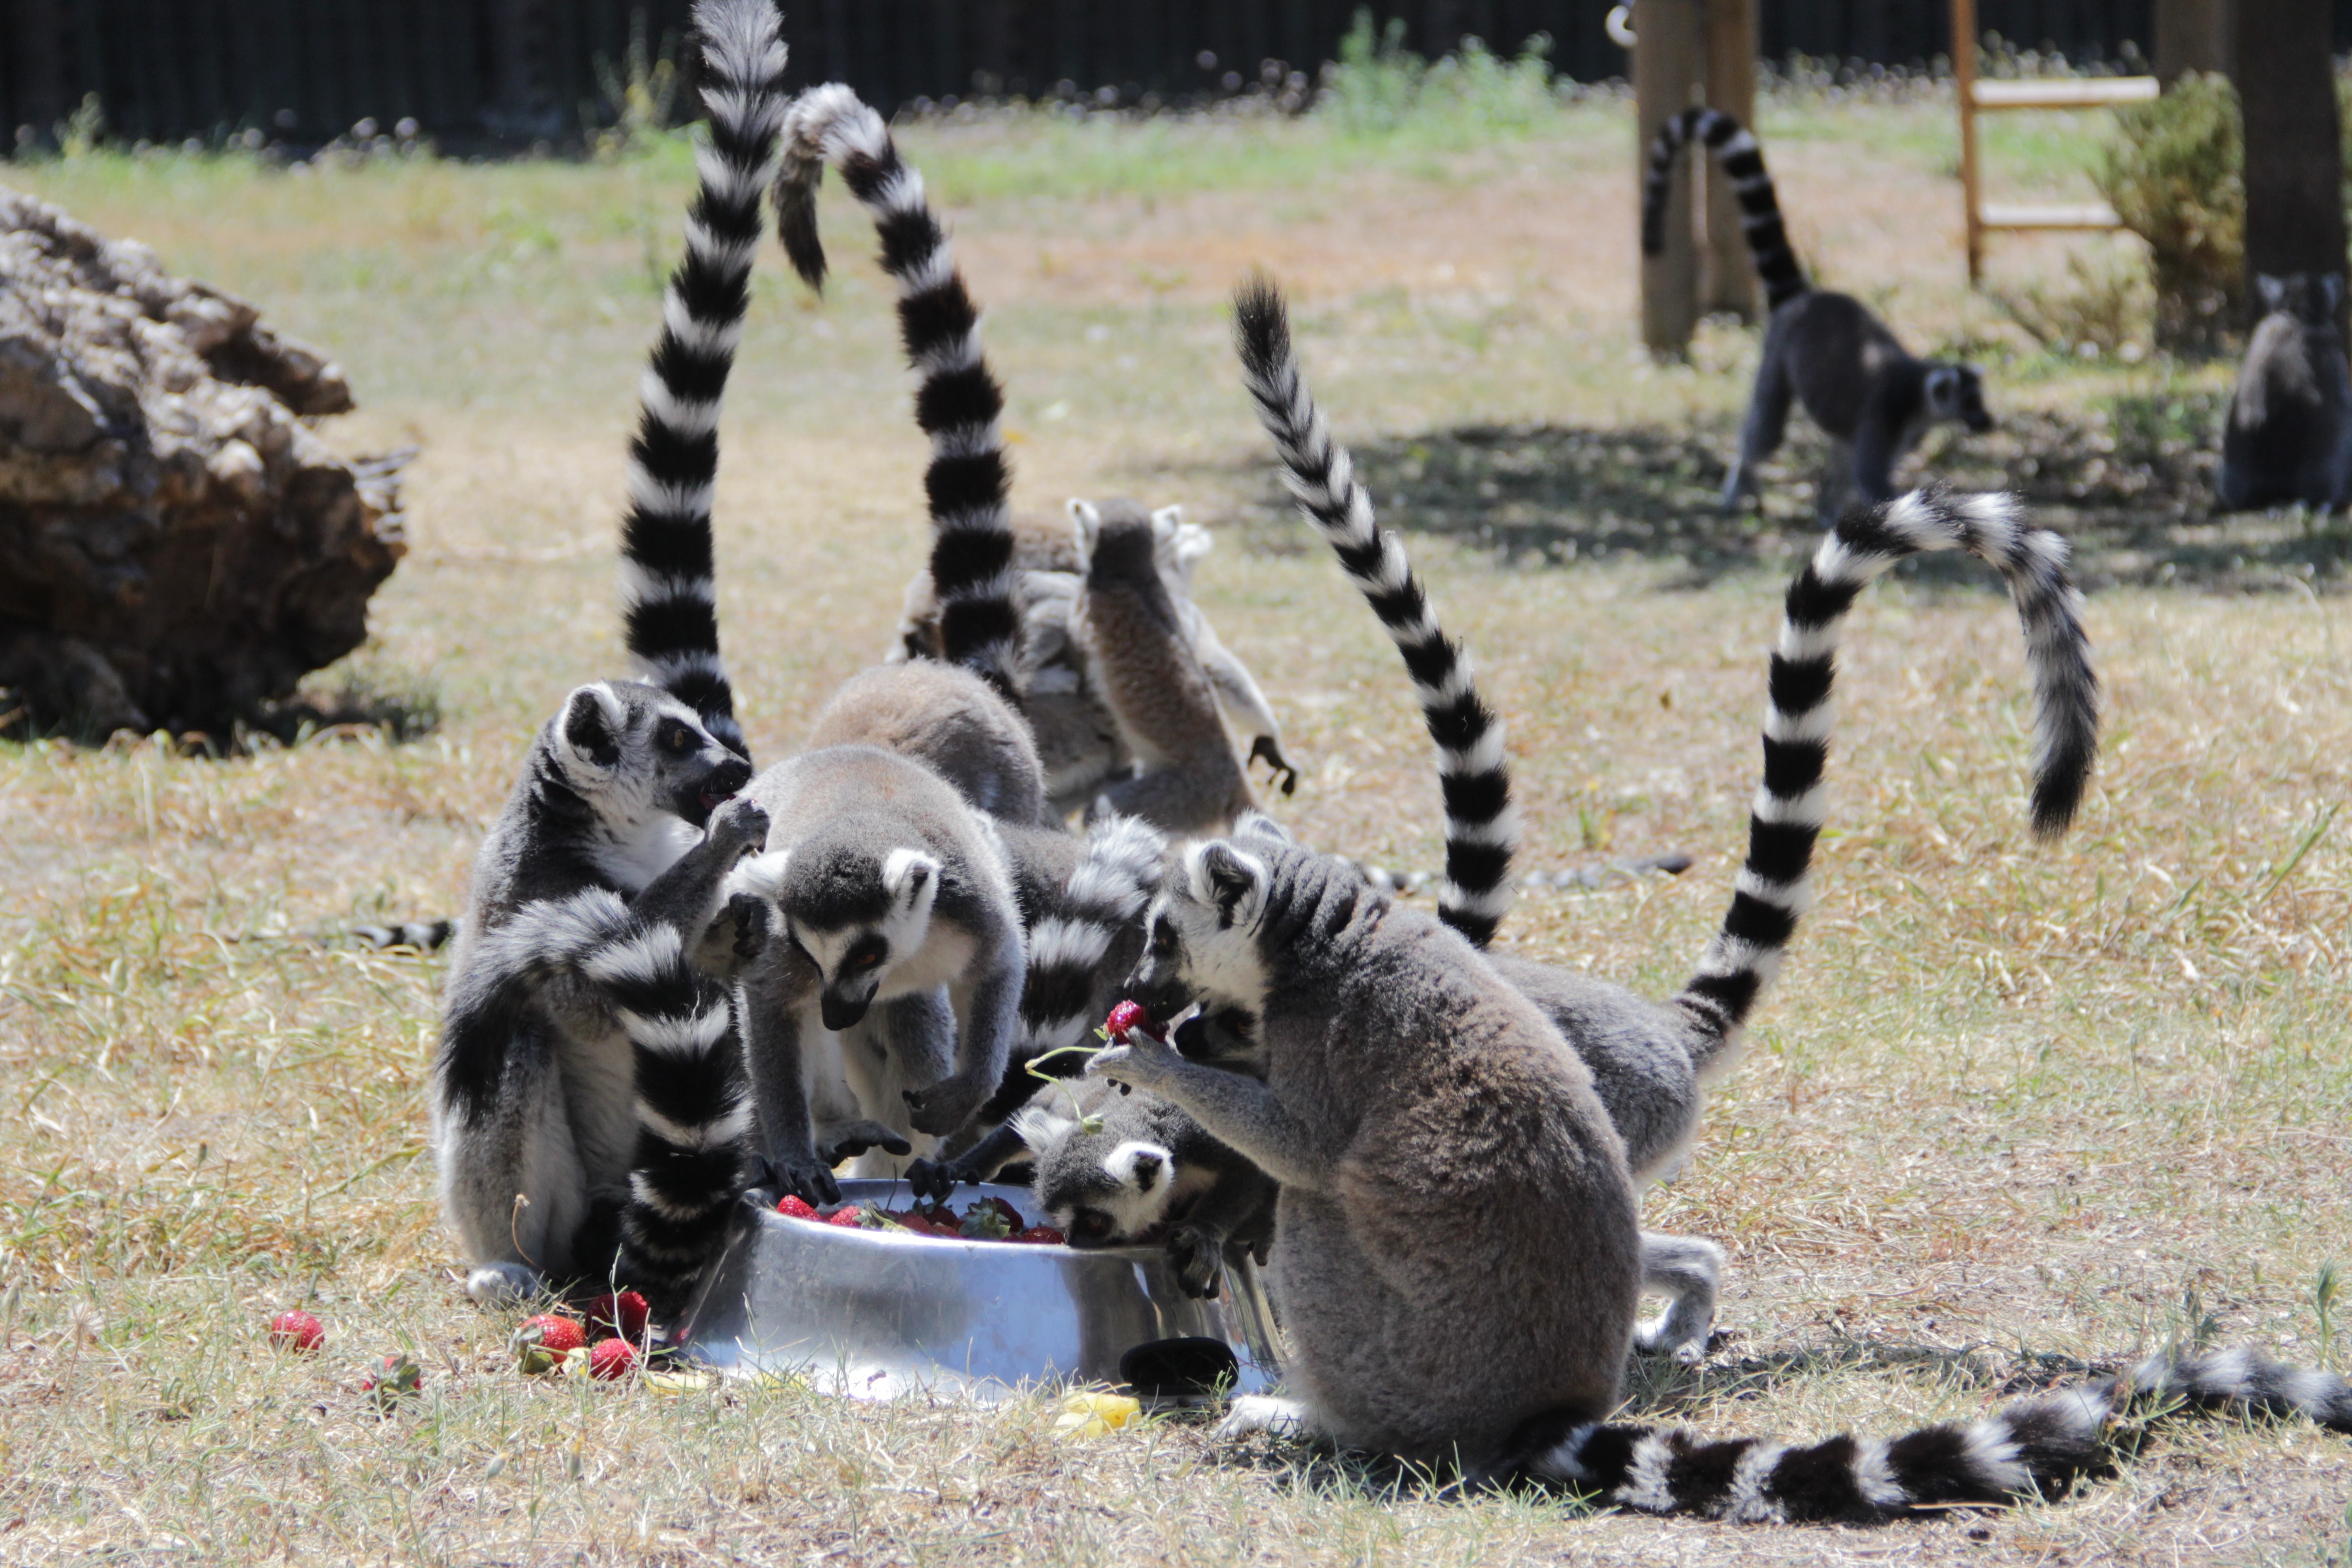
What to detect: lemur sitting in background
<box><xmin>2217</xmin><ymin>272</ymin><xmax>2352</xmax><ymax>511</ymax></box>
<box><xmin>1644</xmin><ymin>108</ymin><xmax>1992</xmax><ymax>524</ymax></box>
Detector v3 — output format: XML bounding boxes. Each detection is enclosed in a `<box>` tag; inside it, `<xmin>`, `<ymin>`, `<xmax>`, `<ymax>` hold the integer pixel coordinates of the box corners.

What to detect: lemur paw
<box><xmin>706</xmin><ymin>796</ymin><xmax>771</xmax><ymax>852</ymax></box>
<box><xmin>1218</xmin><ymin>1395</ymin><xmax>1314</xmax><ymax>1442</ymax></box>
<box><xmin>465</xmin><ymin>1261</ymin><xmax>544</xmax><ymax>1307</ymax></box>
<box><xmin>1248</xmin><ymin>737</ymin><xmax>1300</xmax><ymax>796</ymax></box>
<box><xmin>1164</xmin><ymin>1224</ymin><xmax>1229</xmax><ymax>1299</ymax></box>
<box><xmin>902</xmin><ymin>1157</ymin><xmax>967</xmax><ymax>1204</ymax></box>
<box><xmin>752</xmin><ymin>1152</ymin><xmax>840</xmax><ymax>1207</ymax></box>
<box><xmin>1088</xmin><ymin>1032</ymin><xmax>1178</xmax><ymax>1089</ymax></box>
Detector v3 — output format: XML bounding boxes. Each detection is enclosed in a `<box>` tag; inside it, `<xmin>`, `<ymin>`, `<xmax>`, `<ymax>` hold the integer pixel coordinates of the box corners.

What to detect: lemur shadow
<box><xmin>1189</xmin><ymin>1337</ymin><xmax>2073</xmax><ymax>1506</ymax></box>
<box><xmin>1228</xmin><ymin>398</ymin><xmax>2352</xmax><ymax>594</ymax></box>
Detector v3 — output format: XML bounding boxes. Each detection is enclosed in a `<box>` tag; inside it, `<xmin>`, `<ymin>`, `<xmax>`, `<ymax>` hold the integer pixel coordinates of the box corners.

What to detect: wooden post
<box><xmin>1699</xmin><ymin>0</ymin><xmax>1758</xmax><ymax>320</ymax></box>
<box><xmin>2155</xmin><ymin>0</ymin><xmax>2233</xmax><ymax>84</ymax></box>
<box><xmin>1637</xmin><ymin>0</ymin><xmax>1704</xmax><ymax>356</ymax></box>
<box><xmin>2235</xmin><ymin>0</ymin><xmax>2346</xmax><ymax>322</ymax></box>
<box><xmin>1953</xmin><ymin>0</ymin><xmax>1982</xmax><ymax>284</ymax></box>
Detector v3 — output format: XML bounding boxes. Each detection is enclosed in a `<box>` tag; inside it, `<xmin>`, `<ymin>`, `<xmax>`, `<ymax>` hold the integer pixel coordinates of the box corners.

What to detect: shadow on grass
<box><xmin>1229</xmin><ymin>390</ymin><xmax>2352</xmax><ymax>593</ymax></box>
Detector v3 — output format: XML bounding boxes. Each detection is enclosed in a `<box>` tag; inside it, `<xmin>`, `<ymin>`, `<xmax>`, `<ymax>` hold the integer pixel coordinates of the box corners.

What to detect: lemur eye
<box><xmin>661</xmin><ymin>724</ymin><xmax>693</xmax><ymax>755</ymax></box>
<box><xmin>849</xmin><ymin>940</ymin><xmax>886</xmax><ymax>971</ymax></box>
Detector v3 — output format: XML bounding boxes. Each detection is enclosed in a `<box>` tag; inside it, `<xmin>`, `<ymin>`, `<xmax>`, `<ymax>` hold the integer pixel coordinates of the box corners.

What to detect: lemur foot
<box><xmin>1248</xmin><ymin>736</ymin><xmax>1300</xmax><ymax>796</ymax></box>
<box><xmin>1164</xmin><ymin>1223</ymin><xmax>1229</xmax><ymax>1299</ymax></box>
<box><xmin>1218</xmin><ymin>1394</ymin><xmax>1316</xmax><ymax>1442</ymax></box>
<box><xmin>465</xmin><ymin>1261</ymin><xmax>544</xmax><ymax>1307</ymax></box>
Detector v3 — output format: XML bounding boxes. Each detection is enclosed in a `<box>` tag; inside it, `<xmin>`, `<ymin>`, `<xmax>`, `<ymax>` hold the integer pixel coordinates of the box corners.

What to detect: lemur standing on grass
<box><xmin>1075</xmin><ymin>281</ymin><xmax>2350</xmax><ymax>1512</ymax></box>
<box><xmin>2217</xmin><ymin>272</ymin><xmax>2352</xmax><ymax>511</ymax></box>
<box><xmin>1643</xmin><ymin>108</ymin><xmax>1992</xmax><ymax>525</ymax></box>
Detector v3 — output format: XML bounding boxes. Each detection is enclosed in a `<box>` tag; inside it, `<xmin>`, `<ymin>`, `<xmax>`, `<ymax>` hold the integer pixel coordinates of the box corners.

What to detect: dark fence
<box><xmin>5</xmin><ymin>1</ymin><xmax>2346</xmax><ymax>150</ymax></box>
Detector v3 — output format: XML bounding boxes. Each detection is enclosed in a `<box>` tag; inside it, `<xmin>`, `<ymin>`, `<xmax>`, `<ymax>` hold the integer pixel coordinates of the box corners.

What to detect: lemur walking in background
<box><xmin>2217</xmin><ymin>272</ymin><xmax>2352</xmax><ymax>511</ymax></box>
<box><xmin>429</xmin><ymin>0</ymin><xmax>787</xmax><ymax>1305</ymax></box>
<box><xmin>1643</xmin><ymin>108</ymin><xmax>1993</xmax><ymax>525</ymax></box>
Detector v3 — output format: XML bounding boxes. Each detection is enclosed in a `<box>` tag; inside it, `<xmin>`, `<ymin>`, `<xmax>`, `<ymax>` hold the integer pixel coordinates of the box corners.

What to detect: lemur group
<box><xmin>408</xmin><ymin>0</ymin><xmax>2349</xmax><ymax>1524</ymax></box>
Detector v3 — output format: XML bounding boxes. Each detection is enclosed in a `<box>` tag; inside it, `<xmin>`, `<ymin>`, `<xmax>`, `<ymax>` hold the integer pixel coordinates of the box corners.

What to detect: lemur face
<box><xmin>781</xmin><ymin>839</ymin><xmax>941</xmax><ymax>1031</ymax></box>
<box><xmin>551</xmin><ymin>681</ymin><xmax>750</xmax><ymax>828</ymax></box>
<box><xmin>1926</xmin><ymin>364</ymin><xmax>1993</xmax><ymax>433</ymax></box>
<box><xmin>1018</xmin><ymin>1107</ymin><xmax>1178</xmax><ymax>1247</ymax></box>
<box><xmin>1123</xmin><ymin>838</ymin><xmax>1269</xmax><ymax>1025</ymax></box>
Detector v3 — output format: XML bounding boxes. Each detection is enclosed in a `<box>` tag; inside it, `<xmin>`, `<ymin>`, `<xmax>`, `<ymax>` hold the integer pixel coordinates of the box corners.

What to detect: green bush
<box><xmin>2098</xmin><ymin>72</ymin><xmax>2352</xmax><ymax>356</ymax></box>
<box><xmin>1318</xmin><ymin>9</ymin><xmax>1557</xmax><ymax>142</ymax></box>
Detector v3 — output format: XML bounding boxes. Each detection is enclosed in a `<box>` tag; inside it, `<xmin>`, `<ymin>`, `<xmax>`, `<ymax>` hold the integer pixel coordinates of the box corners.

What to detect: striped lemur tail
<box><xmin>776</xmin><ymin>85</ymin><xmax>1023</xmax><ymax>701</ymax></box>
<box><xmin>1231</xmin><ymin>276</ymin><xmax>1518</xmax><ymax>948</ymax></box>
<box><xmin>440</xmin><ymin>891</ymin><xmax>753</xmax><ymax>1320</ymax></box>
<box><xmin>1640</xmin><ymin>107</ymin><xmax>1807</xmax><ymax>312</ymax></box>
<box><xmin>1005</xmin><ymin>814</ymin><xmax>1170</xmax><ymax>1100</ymax></box>
<box><xmin>617</xmin><ymin>0</ymin><xmax>788</xmax><ymax>761</ymax></box>
<box><xmin>1514</xmin><ymin>1344</ymin><xmax>2349</xmax><ymax>1520</ymax></box>
<box><xmin>1671</xmin><ymin>488</ymin><xmax>2100</xmax><ymax>1076</ymax></box>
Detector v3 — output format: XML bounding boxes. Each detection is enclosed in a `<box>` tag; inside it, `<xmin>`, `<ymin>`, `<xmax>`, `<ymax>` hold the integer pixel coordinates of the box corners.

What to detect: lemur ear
<box><xmin>882</xmin><ymin>848</ymin><xmax>942</xmax><ymax>915</ymax></box>
<box><xmin>556</xmin><ymin>683</ymin><xmax>627</xmax><ymax>775</ymax></box>
<box><xmin>1067</xmin><ymin>499</ymin><xmax>1103</xmax><ymax>561</ymax></box>
<box><xmin>1189</xmin><ymin>841</ymin><xmax>1267</xmax><ymax>931</ymax></box>
<box><xmin>1125</xmin><ymin>1147</ymin><xmax>1165</xmax><ymax>1192</ymax></box>
<box><xmin>1011</xmin><ymin>1104</ymin><xmax>1077</xmax><ymax>1150</ymax></box>
<box><xmin>1232</xmin><ymin>809</ymin><xmax>1292</xmax><ymax>845</ymax></box>
<box><xmin>1149</xmin><ymin>504</ymin><xmax>1184</xmax><ymax>544</ymax></box>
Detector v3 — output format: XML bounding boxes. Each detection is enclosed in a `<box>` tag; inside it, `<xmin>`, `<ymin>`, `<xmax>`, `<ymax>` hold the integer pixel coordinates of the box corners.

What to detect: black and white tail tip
<box><xmin>353</xmin><ymin>917</ymin><xmax>456</xmax><ymax>952</ymax></box>
<box><xmin>778</xmin><ymin>83</ymin><xmax>1020</xmax><ymax>696</ymax></box>
<box><xmin>1639</xmin><ymin>107</ymin><xmax>1807</xmax><ymax>311</ymax></box>
<box><xmin>1671</xmin><ymin>486</ymin><xmax>2099</xmax><ymax>1069</ymax></box>
<box><xmin>618</xmin><ymin>0</ymin><xmax>787</xmax><ymax>759</ymax></box>
<box><xmin>1519</xmin><ymin>1345</ymin><xmax>2349</xmax><ymax>1522</ymax></box>
<box><xmin>1232</xmin><ymin>275</ymin><xmax>1517</xmax><ymax>948</ymax></box>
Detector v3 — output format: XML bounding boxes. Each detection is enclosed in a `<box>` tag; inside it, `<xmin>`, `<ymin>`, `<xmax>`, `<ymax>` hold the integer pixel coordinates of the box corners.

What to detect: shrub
<box><xmin>1318</xmin><ymin>9</ymin><xmax>1557</xmax><ymax>142</ymax></box>
<box><xmin>2097</xmin><ymin>72</ymin><xmax>2242</xmax><ymax>355</ymax></box>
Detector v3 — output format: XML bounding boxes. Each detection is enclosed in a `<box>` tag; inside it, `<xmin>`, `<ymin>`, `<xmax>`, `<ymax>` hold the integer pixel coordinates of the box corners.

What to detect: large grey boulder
<box><xmin>0</xmin><ymin>183</ymin><xmax>406</xmax><ymax>738</ymax></box>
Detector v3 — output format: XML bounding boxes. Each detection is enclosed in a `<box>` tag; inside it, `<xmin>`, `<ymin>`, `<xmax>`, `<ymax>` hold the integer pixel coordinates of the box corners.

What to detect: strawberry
<box><xmin>360</xmin><ymin>1351</ymin><xmax>424</xmax><ymax>1412</ymax></box>
<box><xmin>267</xmin><ymin>1309</ymin><xmax>324</xmax><ymax>1353</ymax></box>
<box><xmin>587</xmin><ymin>1337</ymin><xmax>636</xmax><ymax>1381</ymax></box>
<box><xmin>776</xmin><ymin>1195</ymin><xmax>822</xmax><ymax>1221</ymax></box>
<box><xmin>959</xmin><ymin>1202</ymin><xmax>1012</xmax><ymax>1241</ymax></box>
<box><xmin>1103</xmin><ymin>1000</ymin><xmax>1162</xmax><ymax>1041</ymax></box>
<box><xmin>512</xmin><ymin>1313</ymin><xmax>585</xmax><ymax>1373</ymax></box>
<box><xmin>826</xmin><ymin>1204</ymin><xmax>868</xmax><ymax>1229</ymax></box>
<box><xmin>979</xmin><ymin>1196</ymin><xmax>1025</xmax><ymax>1229</ymax></box>
<box><xmin>586</xmin><ymin>1290</ymin><xmax>649</xmax><ymax>1342</ymax></box>
<box><xmin>1011</xmin><ymin>1225</ymin><xmax>1066</xmax><ymax>1246</ymax></box>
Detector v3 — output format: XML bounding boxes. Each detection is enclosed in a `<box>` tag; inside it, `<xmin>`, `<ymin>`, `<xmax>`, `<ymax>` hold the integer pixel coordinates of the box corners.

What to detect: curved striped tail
<box><xmin>1639</xmin><ymin>107</ymin><xmax>1807</xmax><ymax>312</ymax></box>
<box><xmin>353</xmin><ymin>917</ymin><xmax>457</xmax><ymax>952</ymax></box>
<box><xmin>618</xmin><ymin>0</ymin><xmax>787</xmax><ymax>760</ymax></box>
<box><xmin>1011</xmin><ymin>814</ymin><xmax>1171</xmax><ymax>1084</ymax></box>
<box><xmin>435</xmin><ymin>891</ymin><xmax>750</xmax><ymax>1320</ymax></box>
<box><xmin>1232</xmin><ymin>276</ymin><xmax>1517</xmax><ymax>948</ymax></box>
<box><xmin>1673</xmin><ymin>487</ymin><xmax>2099</xmax><ymax>1076</ymax></box>
<box><xmin>1521</xmin><ymin>1345</ymin><xmax>2347</xmax><ymax>1521</ymax></box>
<box><xmin>778</xmin><ymin>84</ymin><xmax>1022</xmax><ymax>698</ymax></box>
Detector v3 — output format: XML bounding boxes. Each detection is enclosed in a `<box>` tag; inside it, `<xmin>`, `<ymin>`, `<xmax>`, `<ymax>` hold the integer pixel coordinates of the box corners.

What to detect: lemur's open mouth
<box><xmin>697</xmin><ymin>788</ymin><xmax>732</xmax><ymax>816</ymax></box>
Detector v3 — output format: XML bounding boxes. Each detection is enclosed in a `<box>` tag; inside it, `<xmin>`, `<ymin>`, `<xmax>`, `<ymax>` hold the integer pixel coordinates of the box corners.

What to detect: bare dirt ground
<box><xmin>0</xmin><ymin>92</ymin><xmax>2345</xmax><ymax>1564</ymax></box>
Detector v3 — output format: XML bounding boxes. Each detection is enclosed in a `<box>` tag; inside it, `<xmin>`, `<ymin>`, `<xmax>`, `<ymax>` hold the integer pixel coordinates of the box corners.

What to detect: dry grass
<box><xmin>1</xmin><ymin>94</ymin><xmax>2347</xmax><ymax>1565</ymax></box>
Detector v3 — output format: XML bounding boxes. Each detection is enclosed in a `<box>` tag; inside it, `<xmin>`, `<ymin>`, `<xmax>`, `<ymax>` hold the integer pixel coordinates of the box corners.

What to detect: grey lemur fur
<box><xmin>1069</xmin><ymin>496</ymin><xmax>1259</xmax><ymax>834</ymax></box>
<box><xmin>1643</xmin><ymin>108</ymin><xmax>1993</xmax><ymax>525</ymax></box>
<box><xmin>1105</xmin><ymin>281</ymin><xmax>2103</xmax><ymax>1473</ymax></box>
<box><xmin>2217</xmin><ymin>272</ymin><xmax>2352</xmax><ymax>511</ymax></box>
<box><xmin>429</xmin><ymin>0</ymin><xmax>785</xmax><ymax>1308</ymax></box>
<box><xmin>889</xmin><ymin>503</ymin><xmax>1300</xmax><ymax>819</ymax></box>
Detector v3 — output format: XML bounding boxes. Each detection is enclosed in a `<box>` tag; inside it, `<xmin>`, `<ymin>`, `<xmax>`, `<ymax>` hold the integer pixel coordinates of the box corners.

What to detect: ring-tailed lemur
<box><xmin>1643</xmin><ymin>108</ymin><xmax>1993</xmax><ymax>526</ymax></box>
<box><xmin>2217</xmin><ymin>272</ymin><xmax>2352</xmax><ymax>511</ymax></box>
<box><xmin>1068</xmin><ymin>498</ymin><xmax>1259</xmax><ymax>834</ymax></box>
<box><xmin>439</xmin><ymin>795</ymin><xmax>774</xmax><ymax>1319</ymax></box>
<box><xmin>430</xmin><ymin>0</ymin><xmax>786</xmax><ymax>1307</ymax></box>
<box><xmin>893</xmin><ymin>505</ymin><xmax>1300</xmax><ymax>816</ymax></box>
<box><xmin>1229</xmin><ymin>276</ymin><xmax>2096</xmax><ymax>1355</ymax></box>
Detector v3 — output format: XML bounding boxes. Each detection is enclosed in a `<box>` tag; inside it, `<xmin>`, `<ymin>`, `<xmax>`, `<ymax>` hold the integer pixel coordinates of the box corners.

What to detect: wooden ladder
<box><xmin>1953</xmin><ymin>0</ymin><xmax>2158</xmax><ymax>282</ymax></box>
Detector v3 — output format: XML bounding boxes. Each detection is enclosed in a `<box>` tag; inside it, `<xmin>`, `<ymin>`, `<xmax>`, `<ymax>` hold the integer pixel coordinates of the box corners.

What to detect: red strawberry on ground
<box><xmin>267</xmin><ymin>1309</ymin><xmax>324</xmax><ymax>1353</ymax></box>
<box><xmin>587</xmin><ymin>1337</ymin><xmax>636</xmax><ymax>1381</ymax></box>
<box><xmin>1011</xmin><ymin>1226</ymin><xmax>1066</xmax><ymax>1245</ymax></box>
<box><xmin>586</xmin><ymin>1290</ymin><xmax>649</xmax><ymax>1342</ymax></box>
<box><xmin>512</xmin><ymin>1313</ymin><xmax>585</xmax><ymax>1373</ymax></box>
<box><xmin>776</xmin><ymin>1195</ymin><xmax>821</xmax><ymax>1221</ymax></box>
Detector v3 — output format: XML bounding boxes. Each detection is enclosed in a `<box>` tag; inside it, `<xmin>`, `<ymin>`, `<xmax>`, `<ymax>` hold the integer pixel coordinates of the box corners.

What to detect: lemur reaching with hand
<box><xmin>1644</xmin><ymin>108</ymin><xmax>1992</xmax><ymax>524</ymax></box>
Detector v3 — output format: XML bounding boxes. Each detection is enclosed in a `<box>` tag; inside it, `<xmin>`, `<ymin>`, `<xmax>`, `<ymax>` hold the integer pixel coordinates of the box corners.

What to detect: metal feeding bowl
<box><xmin>674</xmin><ymin>1179</ymin><xmax>1283</xmax><ymax>1402</ymax></box>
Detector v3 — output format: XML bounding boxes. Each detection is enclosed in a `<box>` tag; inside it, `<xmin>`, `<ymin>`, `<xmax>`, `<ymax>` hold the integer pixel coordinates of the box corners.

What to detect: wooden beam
<box><xmin>1699</xmin><ymin>0</ymin><xmax>1759</xmax><ymax>321</ymax></box>
<box><xmin>1636</xmin><ymin>0</ymin><xmax>1704</xmax><ymax>356</ymax></box>
<box><xmin>1953</xmin><ymin>0</ymin><xmax>1982</xmax><ymax>283</ymax></box>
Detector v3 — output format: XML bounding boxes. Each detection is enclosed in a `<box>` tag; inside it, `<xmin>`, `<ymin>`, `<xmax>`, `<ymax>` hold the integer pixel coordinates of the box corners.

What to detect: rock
<box><xmin>0</xmin><ymin>183</ymin><xmax>406</xmax><ymax>738</ymax></box>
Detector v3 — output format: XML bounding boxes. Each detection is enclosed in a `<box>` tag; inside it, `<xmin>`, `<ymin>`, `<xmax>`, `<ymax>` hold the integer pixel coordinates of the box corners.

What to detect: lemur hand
<box><xmin>1088</xmin><ymin>1026</ymin><xmax>1180</xmax><ymax>1091</ymax></box>
<box><xmin>1248</xmin><ymin>736</ymin><xmax>1300</xmax><ymax>796</ymax></box>
<box><xmin>706</xmin><ymin>796</ymin><xmax>772</xmax><ymax>855</ymax></box>
<box><xmin>902</xmin><ymin>1074</ymin><xmax>989</xmax><ymax>1138</ymax></box>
